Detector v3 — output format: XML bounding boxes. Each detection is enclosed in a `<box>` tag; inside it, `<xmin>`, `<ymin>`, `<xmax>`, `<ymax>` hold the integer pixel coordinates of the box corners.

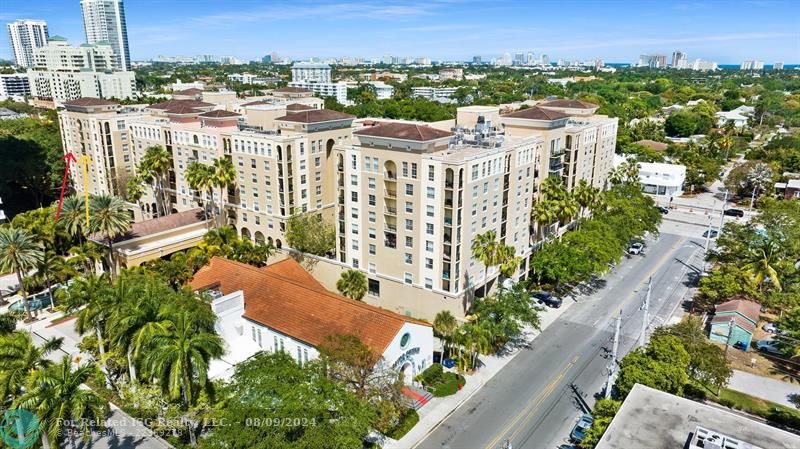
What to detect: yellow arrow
<box><xmin>80</xmin><ymin>155</ymin><xmax>92</xmax><ymax>228</ymax></box>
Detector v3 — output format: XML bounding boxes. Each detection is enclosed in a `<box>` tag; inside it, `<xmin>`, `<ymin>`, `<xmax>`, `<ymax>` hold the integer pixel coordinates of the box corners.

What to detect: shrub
<box><xmin>387</xmin><ymin>409</ymin><xmax>419</xmax><ymax>440</ymax></box>
<box><xmin>432</xmin><ymin>373</ymin><xmax>466</xmax><ymax>397</ymax></box>
<box><xmin>416</xmin><ymin>363</ymin><xmax>444</xmax><ymax>386</ymax></box>
<box><xmin>683</xmin><ymin>383</ymin><xmax>707</xmax><ymax>401</ymax></box>
<box><xmin>767</xmin><ymin>407</ymin><xmax>800</xmax><ymax>430</ymax></box>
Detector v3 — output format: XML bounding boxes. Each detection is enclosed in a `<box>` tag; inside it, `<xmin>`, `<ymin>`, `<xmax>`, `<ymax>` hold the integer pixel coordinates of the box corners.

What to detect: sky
<box><xmin>1</xmin><ymin>0</ymin><xmax>799</xmax><ymax>64</ymax></box>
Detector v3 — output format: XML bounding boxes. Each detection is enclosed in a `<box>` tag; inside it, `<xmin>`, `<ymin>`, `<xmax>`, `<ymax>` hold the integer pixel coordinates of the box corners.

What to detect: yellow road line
<box><xmin>484</xmin><ymin>355</ymin><xmax>580</xmax><ymax>449</ymax></box>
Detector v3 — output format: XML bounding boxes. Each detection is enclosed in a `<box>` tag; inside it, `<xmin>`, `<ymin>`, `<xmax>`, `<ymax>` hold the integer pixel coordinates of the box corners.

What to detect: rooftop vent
<box><xmin>689</xmin><ymin>426</ymin><xmax>762</xmax><ymax>449</ymax></box>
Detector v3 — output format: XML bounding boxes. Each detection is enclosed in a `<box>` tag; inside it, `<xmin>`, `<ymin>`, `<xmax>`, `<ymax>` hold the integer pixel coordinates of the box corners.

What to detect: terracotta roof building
<box><xmin>354</xmin><ymin>122</ymin><xmax>454</xmax><ymax>142</ymax></box>
<box><xmin>190</xmin><ymin>257</ymin><xmax>433</xmax><ymax>380</ymax></box>
<box><xmin>633</xmin><ymin>139</ymin><xmax>669</xmax><ymax>152</ymax></box>
<box><xmin>710</xmin><ymin>298</ymin><xmax>760</xmax><ymax>349</ymax></box>
<box><xmin>275</xmin><ymin>109</ymin><xmax>354</xmax><ymax>124</ymax></box>
<box><xmin>539</xmin><ymin>99</ymin><xmax>598</xmax><ymax>110</ymax></box>
<box><xmin>502</xmin><ymin>106</ymin><xmax>570</xmax><ymax>121</ymax></box>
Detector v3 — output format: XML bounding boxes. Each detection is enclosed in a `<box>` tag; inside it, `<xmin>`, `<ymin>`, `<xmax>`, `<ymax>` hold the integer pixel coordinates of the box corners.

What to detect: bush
<box><xmin>432</xmin><ymin>373</ymin><xmax>466</xmax><ymax>397</ymax></box>
<box><xmin>387</xmin><ymin>409</ymin><xmax>419</xmax><ymax>440</ymax></box>
<box><xmin>683</xmin><ymin>383</ymin><xmax>707</xmax><ymax>401</ymax></box>
<box><xmin>767</xmin><ymin>407</ymin><xmax>800</xmax><ymax>430</ymax></box>
<box><xmin>416</xmin><ymin>363</ymin><xmax>444</xmax><ymax>386</ymax></box>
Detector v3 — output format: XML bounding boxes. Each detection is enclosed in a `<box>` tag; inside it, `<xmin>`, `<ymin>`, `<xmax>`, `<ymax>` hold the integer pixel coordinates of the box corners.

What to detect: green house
<box><xmin>709</xmin><ymin>299</ymin><xmax>759</xmax><ymax>350</ymax></box>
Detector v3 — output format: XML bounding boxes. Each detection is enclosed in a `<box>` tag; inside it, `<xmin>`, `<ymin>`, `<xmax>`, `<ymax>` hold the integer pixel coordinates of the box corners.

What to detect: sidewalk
<box><xmin>384</xmin><ymin>298</ymin><xmax>576</xmax><ymax>449</ymax></box>
<box><xmin>728</xmin><ymin>369</ymin><xmax>800</xmax><ymax>409</ymax></box>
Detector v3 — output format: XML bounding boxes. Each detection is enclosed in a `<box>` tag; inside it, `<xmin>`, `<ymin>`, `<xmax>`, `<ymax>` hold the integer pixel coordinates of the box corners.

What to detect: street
<box><xmin>417</xmin><ymin>231</ymin><xmax>703</xmax><ymax>449</ymax></box>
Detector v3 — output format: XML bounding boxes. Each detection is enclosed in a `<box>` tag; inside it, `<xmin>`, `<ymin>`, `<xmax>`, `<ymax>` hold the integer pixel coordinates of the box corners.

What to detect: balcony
<box><xmin>385</xmin><ymin>189</ymin><xmax>397</xmax><ymax>199</ymax></box>
<box><xmin>337</xmin><ymin>163</ymin><xmax>344</xmax><ymax>172</ymax></box>
<box><xmin>549</xmin><ymin>160</ymin><xmax>563</xmax><ymax>171</ymax></box>
<box><xmin>384</xmin><ymin>233</ymin><xmax>397</xmax><ymax>248</ymax></box>
<box><xmin>550</xmin><ymin>147</ymin><xmax>565</xmax><ymax>158</ymax></box>
<box><xmin>385</xmin><ymin>170</ymin><xmax>396</xmax><ymax>180</ymax></box>
<box><xmin>385</xmin><ymin>223</ymin><xmax>397</xmax><ymax>233</ymax></box>
<box><xmin>385</xmin><ymin>206</ymin><xmax>397</xmax><ymax>216</ymax></box>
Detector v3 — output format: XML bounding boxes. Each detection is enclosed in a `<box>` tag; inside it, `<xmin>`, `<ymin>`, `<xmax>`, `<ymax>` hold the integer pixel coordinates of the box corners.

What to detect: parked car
<box><xmin>657</xmin><ymin>206</ymin><xmax>669</xmax><ymax>214</ymax></box>
<box><xmin>724</xmin><ymin>208</ymin><xmax>745</xmax><ymax>218</ymax></box>
<box><xmin>627</xmin><ymin>242</ymin><xmax>644</xmax><ymax>255</ymax></box>
<box><xmin>755</xmin><ymin>339</ymin><xmax>784</xmax><ymax>356</ymax></box>
<box><xmin>762</xmin><ymin>322</ymin><xmax>788</xmax><ymax>336</ymax></box>
<box><xmin>702</xmin><ymin>229</ymin><xmax>719</xmax><ymax>238</ymax></box>
<box><xmin>570</xmin><ymin>414</ymin><xmax>593</xmax><ymax>443</ymax></box>
<box><xmin>531</xmin><ymin>291</ymin><xmax>562</xmax><ymax>308</ymax></box>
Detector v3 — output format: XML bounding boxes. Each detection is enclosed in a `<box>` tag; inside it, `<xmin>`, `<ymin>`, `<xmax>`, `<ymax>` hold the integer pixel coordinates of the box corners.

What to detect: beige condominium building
<box><xmin>127</xmin><ymin>102</ymin><xmax>354</xmax><ymax>247</ymax></box>
<box><xmin>58</xmin><ymin>98</ymin><xmax>147</xmax><ymax>200</ymax></box>
<box><xmin>331</xmin><ymin>101</ymin><xmax>617</xmax><ymax>320</ymax></box>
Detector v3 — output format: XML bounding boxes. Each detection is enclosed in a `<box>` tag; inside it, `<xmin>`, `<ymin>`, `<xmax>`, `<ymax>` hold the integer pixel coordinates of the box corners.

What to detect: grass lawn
<box><xmin>707</xmin><ymin>387</ymin><xmax>800</xmax><ymax>431</ymax></box>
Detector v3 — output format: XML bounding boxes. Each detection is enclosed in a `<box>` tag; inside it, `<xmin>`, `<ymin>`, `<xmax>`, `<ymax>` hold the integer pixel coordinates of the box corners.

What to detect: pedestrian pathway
<box><xmin>383</xmin><ymin>298</ymin><xmax>576</xmax><ymax>449</ymax></box>
<box><xmin>728</xmin><ymin>369</ymin><xmax>800</xmax><ymax>409</ymax></box>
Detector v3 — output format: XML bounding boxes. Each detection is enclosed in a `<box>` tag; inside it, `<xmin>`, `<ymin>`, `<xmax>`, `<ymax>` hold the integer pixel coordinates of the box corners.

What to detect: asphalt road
<box><xmin>416</xmin><ymin>232</ymin><xmax>703</xmax><ymax>449</ymax></box>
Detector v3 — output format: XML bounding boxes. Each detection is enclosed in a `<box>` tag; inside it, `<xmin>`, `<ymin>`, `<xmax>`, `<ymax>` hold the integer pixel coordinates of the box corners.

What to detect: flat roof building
<box><xmin>596</xmin><ymin>384</ymin><xmax>800</xmax><ymax>449</ymax></box>
<box><xmin>7</xmin><ymin>19</ymin><xmax>49</xmax><ymax>68</ymax></box>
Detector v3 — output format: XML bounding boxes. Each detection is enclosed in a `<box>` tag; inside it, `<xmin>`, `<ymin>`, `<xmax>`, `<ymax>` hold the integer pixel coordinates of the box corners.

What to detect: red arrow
<box><xmin>56</xmin><ymin>152</ymin><xmax>78</xmax><ymax>221</ymax></box>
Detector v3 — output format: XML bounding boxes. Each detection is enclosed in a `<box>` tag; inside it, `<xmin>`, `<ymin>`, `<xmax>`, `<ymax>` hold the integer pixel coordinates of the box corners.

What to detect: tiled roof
<box><xmin>540</xmin><ymin>99</ymin><xmax>599</xmax><ymax>109</ymax></box>
<box><xmin>259</xmin><ymin>258</ymin><xmax>328</xmax><ymax>293</ymax></box>
<box><xmin>634</xmin><ymin>139</ymin><xmax>669</xmax><ymax>152</ymax></box>
<box><xmin>164</xmin><ymin>106</ymin><xmax>202</xmax><ymax>115</ymax></box>
<box><xmin>286</xmin><ymin>103</ymin><xmax>315</xmax><ymax>111</ymax></box>
<box><xmin>62</xmin><ymin>97</ymin><xmax>118</xmax><ymax>107</ymax></box>
<box><xmin>148</xmin><ymin>99</ymin><xmax>215</xmax><ymax>110</ymax></box>
<box><xmin>715</xmin><ymin>298</ymin><xmax>760</xmax><ymax>322</ymax></box>
<box><xmin>189</xmin><ymin>257</ymin><xmax>430</xmax><ymax>355</ymax></box>
<box><xmin>273</xmin><ymin>87</ymin><xmax>311</xmax><ymax>93</ymax></box>
<box><xmin>241</xmin><ymin>99</ymin><xmax>272</xmax><ymax>107</ymax></box>
<box><xmin>275</xmin><ymin>109</ymin><xmax>354</xmax><ymax>123</ymax></box>
<box><xmin>173</xmin><ymin>88</ymin><xmax>203</xmax><ymax>95</ymax></box>
<box><xmin>711</xmin><ymin>314</ymin><xmax>756</xmax><ymax>334</ymax></box>
<box><xmin>502</xmin><ymin>106</ymin><xmax>570</xmax><ymax>121</ymax></box>
<box><xmin>91</xmin><ymin>208</ymin><xmax>207</xmax><ymax>243</ymax></box>
<box><xmin>354</xmin><ymin>122</ymin><xmax>453</xmax><ymax>141</ymax></box>
<box><xmin>199</xmin><ymin>109</ymin><xmax>241</xmax><ymax>118</ymax></box>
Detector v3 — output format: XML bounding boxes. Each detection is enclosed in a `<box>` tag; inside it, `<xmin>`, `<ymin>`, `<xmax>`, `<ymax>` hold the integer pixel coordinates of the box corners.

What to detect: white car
<box><xmin>628</xmin><ymin>242</ymin><xmax>644</xmax><ymax>255</ymax></box>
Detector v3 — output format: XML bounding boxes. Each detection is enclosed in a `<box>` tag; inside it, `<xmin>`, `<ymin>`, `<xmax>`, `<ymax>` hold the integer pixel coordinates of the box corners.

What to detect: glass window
<box><xmin>404</xmin><ymin>253</ymin><xmax>412</xmax><ymax>264</ymax></box>
<box><xmin>404</xmin><ymin>272</ymin><xmax>413</xmax><ymax>284</ymax></box>
<box><xmin>426</xmin><ymin>241</ymin><xmax>434</xmax><ymax>252</ymax></box>
<box><xmin>405</xmin><ymin>219</ymin><xmax>413</xmax><ymax>231</ymax></box>
<box><xmin>425</xmin><ymin>258</ymin><xmax>433</xmax><ymax>269</ymax></box>
<box><xmin>405</xmin><ymin>184</ymin><xmax>414</xmax><ymax>195</ymax></box>
<box><xmin>405</xmin><ymin>236</ymin><xmax>413</xmax><ymax>248</ymax></box>
<box><xmin>427</xmin><ymin>187</ymin><xmax>435</xmax><ymax>199</ymax></box>
<box><xmin>425</xmin><ymin>278</ymin><xmax>433</xmax><ymax>289</ymax></box>
<box><xmin>405</xmin><ymin>202</ymin><xmax>413</xmax><ymax>213</ymax></box>
<box><xmin>426</xmin><ymin>223</ymin><xmax>434</xmax><ymax>235</ymax></box>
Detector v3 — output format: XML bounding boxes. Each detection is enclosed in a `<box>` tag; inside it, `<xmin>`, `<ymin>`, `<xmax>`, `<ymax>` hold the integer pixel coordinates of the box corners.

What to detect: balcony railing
<box><xmin>385</xmin><ymin>189</ymin><xmax>397</xmax><ymax>199</ymax></box>
<box><xmin>385</xmin><ymin>223</ymin><xmax>397</xmax><ymax>233</ymax></box>
<box><xmin>385</xmin><ymin>207</ymin><xmax>397</xmax><ymax>216</ymax></box>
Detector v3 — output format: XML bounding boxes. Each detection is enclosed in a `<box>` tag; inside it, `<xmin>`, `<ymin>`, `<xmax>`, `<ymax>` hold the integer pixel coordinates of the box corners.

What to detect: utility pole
<box><xmin>638</xmin><ymin>277</ymin><xmax>652</xmax><ymax>348</ymax></box>
<box><xmin>605</xmin><ymin>311</ymin><xmax>622</xmax><ymax>398</ymax></box>
<box><xmin>719</xmin><ymin>317</ymin><xmax>736</xmax><ymax>395</ymax></box>
<box><xmin>718</xmin><ymin>189</ymin><xmax>729</xmax><ymax>233</ymax></box>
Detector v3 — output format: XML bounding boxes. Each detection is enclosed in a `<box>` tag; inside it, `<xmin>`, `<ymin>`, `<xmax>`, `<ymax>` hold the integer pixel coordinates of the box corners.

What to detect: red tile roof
<box><xmin>539</xmin><ymin>99</ymin><xmax>599</xmax><ymax>109</ymax></box>
<box><xmin>173</xmin><ymin>88</ymin><xmax>203</xmax><ymax>96</ymax></box>
<box><xmin>286</xmin><ymin>103</ymin><xmax>315</xmax><ymax>111</ymax></box>
<box><xmin>502</xmin><ymin>106</ymin><xmax>570</xmax><ymax>121</ymax></box>
<box><xmin>164</xmin><ymin>106</ymin><xmax>202</xmax><ymax>115</ymax></box>
<box><xmin>634</xmin><ymin>139</ymin><xmax>669</xmax><ymax>152</ymax></box>
<box><xmin>189</xmin><ymin>257</ymin><xmax>430</xmax><ymax>355</ymax></box>
<box><xmin>199</xmin><ymin>109</ymin><xmax>241</xmax><ymax>118</ymax></box>
<box><xmin>275</xmin><ymin>109</ymin><xmax>354</xmax><ymax>123</ymax></box>
<box><xmin>91</xmin><ymin>208</ymin><xmax>207</xmax><ymax>243</ymax></box>
<box><xmin>148</xmin><ymin>99</ymin><xmax>215</xmax><ymax>110</ymax></box>
<box><xmin>711</xmin><ymin>314</ymin><xmax>756</xmax><ymax>334</ymax></box>
<box><xmin>354</xmin><ymin>122</ymin><xmax>453</xmax><ymax>141</ymax></box>
<box><xmin>62</xmin><ymin>98</ymin><xmax>118</xmax><ymax>107</ymax></box>
<box><xmin>715</xmin><ymin>298</ymin><xmax>760</xmax><ymax>322</ymax></box>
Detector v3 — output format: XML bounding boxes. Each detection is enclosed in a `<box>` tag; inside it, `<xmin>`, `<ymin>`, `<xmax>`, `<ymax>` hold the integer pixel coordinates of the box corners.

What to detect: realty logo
<box><xmin>0</xmin><ymin>409</ymin><xmax>40</xmax><ymax>449</ymax></box>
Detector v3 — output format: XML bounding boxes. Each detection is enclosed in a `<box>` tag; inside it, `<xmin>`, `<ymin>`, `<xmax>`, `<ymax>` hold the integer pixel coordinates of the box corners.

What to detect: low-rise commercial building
<box><xmin>288</xmin><ymin>80</ymin><xmax>348</xmax><ymax>104</ymax></box>
<box><xmin>412</xmin><ymin>86</ymin><xmax>459</xmax><ymax>103</ymax></box>
<box><xmin>368</xmin><ymin>81</ymin><xmax>394</xmax><ymax>99</ymax></box>
<box><xmin>635</xmin><ymin>160</ymin><xmax>686</xmax><ymax>198</ymax></box>
<box><xmin>0</xmin><ymin>74</ymin><xmax>31</xmax><ymax>100</ymax></box>
<box><xmin>190</xmin><ymin>256</ymin><xmax>433</xmax><ymax>381</ymax></box>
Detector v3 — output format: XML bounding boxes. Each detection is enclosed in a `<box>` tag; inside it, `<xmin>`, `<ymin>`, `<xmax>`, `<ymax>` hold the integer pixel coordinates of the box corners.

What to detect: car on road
<box><xmin>531</xmin><ymin>291</ymin><xmax>562</xmax><ymax>308</ymax></box>
<box><xmin>724</xmin><ymin>208</ymin><xmax>745</xmax><ymax>218</ymax></box>
<box><xmin>627</xmin><ymin>242</ymin><xmax>644</xmax><ymax>255</ymax></box>
<box><xmin>755</xmin><ymin>339</ymin><xmax>784</xmax><ymax>356</ymax></box>
<box><xmin>570</xmin><ymin>414</ymin><xmax>593</xmax><ymax>443</ymax></box>
<box><xmin>657</xmin><ymin>206</ymin><xmax>669</xmax><ymax>214</ymax></box>
<box><xmin>702</xmin><ymin>229</ymin><xmax>719</xmax><ymax>238</ymax></box>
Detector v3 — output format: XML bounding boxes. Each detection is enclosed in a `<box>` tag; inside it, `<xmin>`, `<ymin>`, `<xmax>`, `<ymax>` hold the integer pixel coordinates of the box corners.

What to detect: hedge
<box><xmin>387</xmin><ymin>409</ymin><xmax>419</xmax><ymax>440</ymax></box>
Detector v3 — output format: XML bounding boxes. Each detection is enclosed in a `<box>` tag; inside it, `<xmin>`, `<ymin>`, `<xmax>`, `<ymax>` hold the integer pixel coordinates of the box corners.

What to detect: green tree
<box><xmin>16</xmin><ymin>355</ymin><xmax>108</xmax><ymax>448</ymax></box>
<box><xmin>579</xmin><ymin>399</ymin><xmax>621</xmax><ymax>449</ymax></box>
<box><xmin>615</xmin><ymin>335</ymin><xmax>690</xmax><ymax>399</ymax></box>
<box><xmin>285</xmin><ymin>213</ymin><xmax>336</xmax><ymax>256</ymax></box>
<box><xmin>434</xmin><ymin>310</ymin><xmax>458</xmax><ymax>357</ymax></box>
<box><xmin>60</xmin><ymin>195</ymin><xmax>87</xmax><ymax>241</ymax></box>
<box><xmin>336</xmin><ymin>269</ymin><xmax>368</xmax><ymax>300</ymax></box>
<box><xmin>185</xmin><ymin>161</ymin><xmax>216</xmax><ymax>225</ymax></box>
<box><xmin>0</xmin><ymin>331</ymin><xmax>63</xmax><ymax>402</ymax></box>
<box><xmin>140</xmin><ymin>145</ymin><xmax>173</xmax><ymax>217</ymax></box>
<box><xmin>0</xmin><ymin>227</ymin><xmax>43</xmax><ymax>321</ymax></box>
<box><xmin>471</xmin><ymin>230</ymin><xmax>503</xmax><ymax>297</ymax></box>
<box><xmin>456</xmin><ymin>321</ymin><xmax>493</xmax><ymax>371</ymax></box>
<box><xmin>67</xmin><ymin>274</ymin><xmax>115</xmax><ymax>385</ymax></box>
<box><xmin>473</xmin><ymin>283</ymin><xmax>541</xmax><ymax>347</ymax></box>
<box><xmin>665</xmin><ymin>110</ymin><xmax>698</xmax><ymax>137</ymax></box>
<box><xmin>212</xmin><ymin>157</ymin><xmax>236</xmax><ymax>228</ymax></box>
<box><xmin>33</xmin><ymin>250</ymin><xmax>69</xmax><ymax>309</ymax></box>
<box><xmin>201</xmin><ymin>352</ymin><xmax>375</xmax><ymax>449</ymax></box>
<box><xmin>88</xmin><ymin>194</ymin><xmax>131</xmax><ymax>276</ymax></box>
<box><xmin>742</xmin><ymin>239</ymin><xmax>784</xmax><ymax>292</ymax></box>
<box><xmin>66</xmin><ymin>241</ymin><xmax>103</xmax><ymax>275</ymax></box>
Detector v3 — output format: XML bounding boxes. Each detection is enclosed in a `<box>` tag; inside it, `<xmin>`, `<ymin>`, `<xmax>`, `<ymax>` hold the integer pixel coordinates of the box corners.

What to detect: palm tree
<box><xmin>471</xmin><ymin>230</ymin><xmax>503</xmax><ymax>298</ymax></box>
<box><xmin>212</xmin><ymin>157</ymin><xmax>236</xmax><ymax>228</ymax></box>
<box><xmin>572</xmin><ymin>179</ymin><xmax>599</xmax><ymax>220</ymax></box>
<box><xmin>433</xmin><ymin>310</ymin><xmax>458</xmax><ymax>357</ymax></box>
<box><xmin>185</xmin><ymin>161</ymin><xmax>215</xmax><ymax>225</ymax></box>
<box><xmin>743</xmin><ymin>239</ymin><xmax>783</xmax><ymax>292</ymax></box>
<box><xmin>553</xmin><ymin>195</ymin><xmax>579</xmax><ymax>227</ymax></box>
<box><xmin>140</xmin><ymin>146</ymin><xmax>173</xmax><ymax>217</ymax></box>
<box><xmin>747</xmin><ymin>162</ymin><xmax>773</xmax><ymax>209</ymax></box>
<box><xmin>67</xmin><ymin>241</ymin><xmax>103</xmax><ymax>275</ymax></box>
<box><xmin>608</xmin><ymin>161</ymin><xmax>640</xmax><ymax>186</ymax></box>
<box><xmin>125</xmin><ymin>175</ymin><xmax>147</xmax><ymax>214</ymax></box>
<box><xmin>89</xmin><ymin>194</ymin><xmax>131</xmax><ymax>276</ymax></box>
<box><xmin>0</xmin><ymin>332</ymin><xmax>63</xmax><ymax>402</ymax></box>
<box><xmin>67</xmin><ymin>274</ymin><xmax>115</xmax><ymax>386</ymax></box>
<box><xmin>457</xmin><ymin>321</ymin><xmax>493</xmax><ymax>372</ymax></box>
<box><xmin>531</xmin><ymin>200</ymin><xmax>556</xmax><ymax>242</ymax></box>
<box><xmin>497</xmin><ymin>245</ymin><xmax>522</xmax><ymax>279</ymax></box>
<box><xmin>336</xmin><ymin>269</ymin><xmax>368</xmax><ymax>300</ymax></box>
<box><xmin>34</xmin><ymin>250</ymin><xmax>67</xmax><ymax>310</ymax></box>
<box><xmin>16</xmin><ymin>355</ymin><xmax>108</xmax><ymax>449</ymax></box>
<box><xmin>0</xmin><ymin>227</ymin><xmax>43</xmax><ymax>321</ymax></box>
<box><xmin>144</xmin><ymin>310</ymin><xmax>223</xmax><ymax>446</ymax></box>
<box><xmin>60</xmin><ymin>195</ymin><xmax>87</xmax><ymax>241</ymax></box>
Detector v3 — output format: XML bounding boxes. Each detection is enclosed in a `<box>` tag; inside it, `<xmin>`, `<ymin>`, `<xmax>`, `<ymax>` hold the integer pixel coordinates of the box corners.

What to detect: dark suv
<box><xmin>724</xmin><ymin>208</ymin><xmax>744</xmax><ymax>218</ymax></box>
<box><xmin>531</xmin><ymin>291</ymin><xmax>562</xmax><ymax>308</ymax></box>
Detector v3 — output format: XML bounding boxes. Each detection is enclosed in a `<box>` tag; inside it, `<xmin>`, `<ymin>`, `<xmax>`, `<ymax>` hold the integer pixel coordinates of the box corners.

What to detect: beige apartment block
<box><xmin>58</xmin><ymin>98</ymin><xmax>147</xmax><ymax>199</ymax></box>
<box><xmin>333</xmin><ymin>114</ymin><xmax>540</xmax><ymax>319</ymax></box>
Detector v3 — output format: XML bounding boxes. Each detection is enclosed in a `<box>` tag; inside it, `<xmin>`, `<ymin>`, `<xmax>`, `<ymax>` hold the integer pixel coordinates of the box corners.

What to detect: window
<box><xmin>368</xmin><ymin>178</ymin><xmax>376</xmax><ymax>189</ymax></box>
<box><xmin>352</xmin><ymin>223</ymin><xmax>359</xmax><ymax>234</ymax></box>
<box><xmin>351</xmin><ymin>154</ymin><xmax>357</xmax><ymax>169</ymax></box>
<box><xmin>301</xmin><ymin>174</ymin><xmax>307</xmax><ymax>184</ymax></box>
<box><xmin>411</xmin><ymin>163</ymin><xmax>418</xmax><ymax>179</ymax></box>
<box><xmin>368</xmin><ymin>279</ymin><xmax>381</xmax><ymax>297</ymax></box>
<box><xmin>368</xmin><ymin>262</ymin><xmax>376</xmax><ymax>273</ymax></box>
<box><xmin>368</xmin><ymin>211</ymin><xmax>376</xmax><ymax>223</ymax></box>
<box><xmin>351</xmin><ymin>174</ymin><xmax>358</xmax><ymax>186</ymax></box>
<box><xmin>426</xmin><ymin>205</ymin><xmax>434</xmax><ymax>217</ymax></box>
<box><xmin>351</xmin><ymin>240</ymin><xmax>359</xmax><ymax>250</ymax></box>
<box><xmin>405</xmin><ymin>236</ymin><xmax>413</xmax><ymax>248</ymax></box>
<box><xmin>351</xmin><ymin>208</ymin><xmax>358</xmax><ymax>219</ymax></box>
<box><xmin>368</xmin><ymin>194</ymin><xmax>376</xmax><ymax>206</ymax></box>
<box><xmin>405</xmin><ymin>219</ymin><xmax>413</xmax><ymax>231</ymax></box>
<box><xmin>351</xmin><ymin>191</ymin><xmax>358</xmax><ymax>202</ymax></box>
<box><xmin>427</xmin><ymin>187</ymin><xmax>435</xmax><ymax>199</ymax></box>
<box><xmin>473</xmin><ymin>185</ymin><xmax>479</xmax><ymax>199</ymax></box>
<box><xmin>425</xmin><ymin>278</ymin><xmax>433</xmax><ymax>289</ymax></box>
<box><xmin>426</xmin><ymin>241</ymin><xmax>434</xmax><ymax>252</ymax></box>
<box><xmin>405</xmin><ymin>202</ymin><xmax>413</xmax><ymax>213</ymax></box>
<box><xmin>402</xmin><ymin>162</ymin><xmax>408</xmax><ymax>177</ymax></box>
<box><xmin>404</xmin><ymin>272</ymin><xmax>413</xmax><ymax>284</ymax></box>
<box><xmin>405</xmin><ymin>253</ymin><xmax>412</xmax><ymax>264</ymax></box>
<box><xmin>315</xmin><ymin>156</ymin><xmax>321</xmax><ymax>167</ymax></box>
<box><xmin>406</xmin><ymin>184</ymin><xmax>414</xmax><ymax>195</ymax></box>
<box><xmin>251</xmin><ymin>159</ymin><xmax>256</xmax><ymax>168</ymax></box>
<box><xmin>352</xmin><ymin>258</ymin><xmax>359</xmax><ymax>268</ymax></box>
<box><xmin>369</xmin><ymin>228</ymin><xmax>376</xmax><ymax>239</ymax></box>
<box><xmin>426</xmin><ymin>223</ymin><xmax>434</xmax><ymax>235</ymax></box>
<box><xmin>472</xmin><ymin>165</ymin><xmax>479</xmax><ymax>180</ymax></box>
<box><xmin>369</xmin><ymin>244</ymin><xmax>376</xmax><ymax>255</ymax></box>
<box><xmin>425</xmin><ymin>258</ymin><xmax>433</xmax><ymax>269</ymax></box>
<box><xmin>428</xmin><ymin>166</ymin><xmax>435</xmax><ymax>181</ymax></box>
<box><xmin>274</xmin><ymin>336</ymin><xmax>278</xmax><ymax>351</ymax></box>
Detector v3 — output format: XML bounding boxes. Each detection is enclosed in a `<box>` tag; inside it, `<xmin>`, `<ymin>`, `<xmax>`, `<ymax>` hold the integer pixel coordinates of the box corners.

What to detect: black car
<box><xmin>531</xmin><ymin>291</ymin><xmax>562</xmax><ymax>308</ymax></box>
<box><xmin>702</xmin><ymin>229</ymin><xmax>719</xmax><ymax>238</ymax></box>
<box><xmin>724</xmin><ymin>208</ymin><xmax>744</xmax><ymax>218</ymax></box>
<box><xmin>657</xmin><ymin>206</ymin><xmax>669</xmax><ymax>214</ymax></box>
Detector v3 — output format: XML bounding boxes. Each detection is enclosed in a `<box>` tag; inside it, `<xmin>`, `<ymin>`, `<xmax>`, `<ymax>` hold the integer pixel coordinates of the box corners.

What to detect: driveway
<box><xmin>729</xmin><ymin>369</ymin><xmax>800</xmax><ymax>408</ymax></box>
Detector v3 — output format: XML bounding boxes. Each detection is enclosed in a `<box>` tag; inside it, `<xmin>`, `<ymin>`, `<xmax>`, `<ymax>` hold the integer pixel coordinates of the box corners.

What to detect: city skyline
<box><xmin>1</xmin><ymin>0</ymin><xmax>798</xmax><ymax>64</ymax></box>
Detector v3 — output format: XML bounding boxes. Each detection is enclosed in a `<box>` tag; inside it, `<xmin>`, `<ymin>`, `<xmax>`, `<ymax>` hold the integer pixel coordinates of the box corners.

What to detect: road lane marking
<box><xmin>484</xmin><ymin>355</ymin><xmax>579</xmax><ymax>449</ymax></box>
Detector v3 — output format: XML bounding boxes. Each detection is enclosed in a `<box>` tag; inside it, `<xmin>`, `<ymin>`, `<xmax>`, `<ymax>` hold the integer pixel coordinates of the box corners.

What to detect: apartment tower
<box><xmin>7</xmin><ymin>19</ymin><xmax>49</xmax><ymax>68</ymax></box>
<box><xmin>81</xmin><ymin>0</ymin><xmax>131</xmax><ymax>70</ymax></box>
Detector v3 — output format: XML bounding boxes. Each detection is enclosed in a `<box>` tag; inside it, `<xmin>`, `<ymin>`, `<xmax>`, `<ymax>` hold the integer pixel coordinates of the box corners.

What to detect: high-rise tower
<box><xmin>80</xmin><ymin>0</ymin><xmax>131</xmax><ymax>70</ymax></box>
<box><xmin>7</xmin><ymin>19</ymin><xmax>49</xmax><ymax>67</ymax></box>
